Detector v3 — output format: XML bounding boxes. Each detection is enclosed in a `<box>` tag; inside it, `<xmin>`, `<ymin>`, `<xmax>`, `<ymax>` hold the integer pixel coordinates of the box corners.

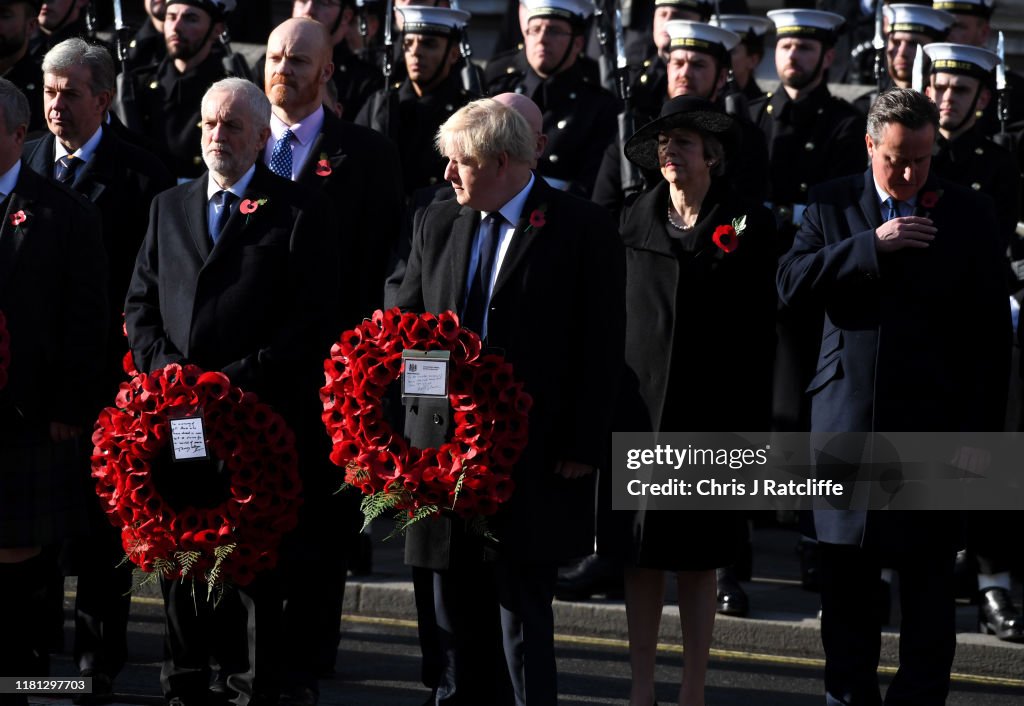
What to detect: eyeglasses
<box><xmin>524</xmin><ymin>26</ymin><xmax>573</xmax><ymax>39</ymax></box>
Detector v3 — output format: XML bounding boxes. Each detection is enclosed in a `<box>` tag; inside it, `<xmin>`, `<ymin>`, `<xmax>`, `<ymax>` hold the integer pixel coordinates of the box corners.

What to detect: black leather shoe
<box><xmin>555</xmin><ymin>554</ymin><xmax>624</xmax><ymax>601</ymax></box>
<box><xmin>279</xmin><ymin>686</ymin><xmax>319</xmax><ymax>706</ymax></box>
<box><xmin>73</xmin><ymin>671</ymin><xmax>113</xmax><ymax>706</ymax></box>
<box><xmin>979</xmin><ymin>587</ymin><xmax>1024</xmax><ymax>642</ymax></box>
<box><xmin>715</xmin><ymin>567</ymin><xmax>749</xmax><ymax>617</ymax></box>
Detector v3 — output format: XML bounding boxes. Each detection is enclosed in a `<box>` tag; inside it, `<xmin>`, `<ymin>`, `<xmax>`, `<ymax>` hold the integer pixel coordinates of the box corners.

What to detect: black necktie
<box><xmin>463</xmin><ymin>213</ymin><xmax>503</xmax><ymax>334</ymax></box>
<box><xmin>55</xmin><ymin>154</ymin><xmax>80</xmax><ymax>184</ymax></box>
<box><xmin>209</xmin><ymin>190</ymin><xmax>237</xmax><ymax>244</ymax></box>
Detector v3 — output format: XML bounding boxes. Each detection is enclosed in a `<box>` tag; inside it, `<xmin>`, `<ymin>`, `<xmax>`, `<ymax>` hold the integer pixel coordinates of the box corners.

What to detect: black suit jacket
<box><xmin>395</xmin><ymin>175</ymin><xmax>626</xmax><ymax>566</ymax></box>
<box><xmin>293</xmin><ymin>109</ymin><xmax>404</xmax><ymax>327</ymax></box>
<box><xmin>777</xmin><ymin>170</ymin><xmax>1010</xmax><ymax>548</ymax></box>
<box><xmin>125</xmin><ymin>163</ymin><xmax>339</xmax><ymax>425</ymax></box>
<box><xmin>24</xmin><ymin>126</ymin><xmax>174</xmax><ymax>398</ymax></box>
<box><xmin>0</xmin><ymin>164</ymin><xmax>107</xmax><ymax>439</ymax></box>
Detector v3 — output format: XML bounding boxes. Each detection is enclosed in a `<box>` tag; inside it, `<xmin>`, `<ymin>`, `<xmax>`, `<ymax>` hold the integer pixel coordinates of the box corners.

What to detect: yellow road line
<box><xmin>344</xmin><ymin>615</ymin><xmax>1024</xmax><ymax>689</ymax></box>
<box><xmin>74</xmin><ymin>597</ymin><xmax>1023</xmax><ymax>690</ymax></box>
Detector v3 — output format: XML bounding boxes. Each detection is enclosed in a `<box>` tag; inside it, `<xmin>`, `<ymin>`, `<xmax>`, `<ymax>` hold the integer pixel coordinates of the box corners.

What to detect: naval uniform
<box><xmin>486</xmin><ymin>56</ymin><xmax>619</xmax><ymax>197</ymax></box>
<box><xmin>355</xmin><ymin>71</ymin><xmax>474</xmax><ymax>197</ymax></box>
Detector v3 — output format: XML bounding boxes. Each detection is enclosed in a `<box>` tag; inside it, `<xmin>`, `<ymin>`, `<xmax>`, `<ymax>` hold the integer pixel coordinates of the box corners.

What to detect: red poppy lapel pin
<box><xmin>712</xmin><ymin>215</ymin><xmax>747</xmax><ymax>254</ymax></box>
<box><xmin>315</xmin><ymin>152</ymin><xmax>332</xmax><ymax>177</ymax></box>
<box><xmin>9</xmin><ymin>209</ymin><xmax>27</xmax><ymax>233</ymax></box>
<box><xmin>918</xmin><ymin>189</ymin><xmax>943</xmax><ymax>218</ymax></box>
<box><xmin>239</xmin><ymin>198</ymin><xmax>268</xmax><ymax>225</ymax></box>
<box><xmin>523</xmin><ymin>204</ymin><xmax>547</xmax><ymax>234</ymax></box>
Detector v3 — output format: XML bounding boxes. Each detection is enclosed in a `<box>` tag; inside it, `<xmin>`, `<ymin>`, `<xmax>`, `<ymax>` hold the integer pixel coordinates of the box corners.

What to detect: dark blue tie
<box><xmin>269</xmin><ymin>128</ymin><xmax>294</xmax><ymax>179</ymax></box>
<box><xmin>55</xmin><ymin>154</ymin><xmax>80</xmax><ymax>184</ymax></box>
<box><xmin>463</xmin><ymin>213</ymin><xmax>502</xmax><ymax>334</ymax></box>
<box><xmin>209</xmin><ymin>190</ymin><xmax>237</xmax><ymax>244</ymax></box>
<box><xmin>884</xmin><ymin>197</ymin><xmax>900</xmax><ymax>221</ymax></box>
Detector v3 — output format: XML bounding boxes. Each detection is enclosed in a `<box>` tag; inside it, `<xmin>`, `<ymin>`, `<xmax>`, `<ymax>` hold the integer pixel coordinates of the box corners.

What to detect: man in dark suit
<box><xmin>395</xmin><ymin>97</ymin><xmax>624</xmax><ymax>706</ymax></box>
<box><xmin>777</xmin><ymin>88</ymin><xmax>1010</xmax><ymax>705</ymax></box>
<box><xmin>261</xmin><ymin>17</ymin><xmax>402</xmax><ymax>702</ymax></box>
<box><xmin>125</xmin><ymin>77</ymin><xmax>338</xmax><ymax>706</ymax></box>
<box><xmin>0</xmin><ymin>76</ymin><xmax>107</xmax><ymax>701</ymax></box>
<box><xmin>20</xmin><ymin>36</ymin><xmax>173</xmax><ymax>697</ymax></box>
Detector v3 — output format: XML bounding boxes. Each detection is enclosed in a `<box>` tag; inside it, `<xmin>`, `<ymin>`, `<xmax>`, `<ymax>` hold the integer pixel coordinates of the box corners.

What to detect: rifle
<box><xmin>112</xmin><ymin>0</ymin><xmax>143</xmax><ymax>131</ymax></box>
<box><xmin>710</xmin><ymin>1</ymin><xmax>748</xmax><ymax>120</ymax></box>
<box><xmin>367</xmin><ymin>0</ymin><xmax>398</xmax><ymax>140</ymax></box>
<box><xmin>448</xmin><ymin>0</ymin><xmax>482</xmax><ymax>95</ymax></box>
<box><xmin>873</xmin><ymin>0</ymin><xmax>886</xmax><ymax>94</ymax></box>
<box><xmin>593</xmin><ymin>0</ymin><xmax>614</xmax><ymax>94</ymax></box>
<box><xmin>219</xmin><ymin>27</ymin><xmax>254</xmax><ymax>81</ymax></box>
<box><xmin>595</xmin><ymin>0</ymin><xmax>641</xmax><ymax>194</ymax></box>
<box><xmin>994</xmin><ymin>31</ymin><xmax>1014</xmax><ymax>151</ymax></box>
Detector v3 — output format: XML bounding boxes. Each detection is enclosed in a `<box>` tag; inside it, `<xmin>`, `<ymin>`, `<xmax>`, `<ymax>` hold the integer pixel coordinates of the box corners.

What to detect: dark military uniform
<box><xmin>933</xmin><ymin>125</ymin><xmax>1020</xmax><ymax>249</ymax></box>
<box><xmin>483</xmin><ymin>46</ymin><xmax>601</xmax><ymax>89</ymax></box>
<box><xmin>124</xmin><ymin>19</ymin><xmax>166</xmax><ymax>71</ymax></box>
<box><xmin>4</xmin><ymin>51</ymin><xmax>45</xmax><ymax>135</ymax></box>
<box><xmin>330</xmin><ymin>42</ymin><xmax>380</xmax><ymax>121</ymax></box>
<box><xmin>486</xmin><ymin>56</ymin><xmax>618</xmax><ymax>197</ymax></box>
<box><xmin>628</xmin><ymin>54</ymin><xmax>667</xmax><ymax>119</ymax></box>
<box><xmin>355</xmin><ymin>71</ymin><xmax>473</xmax><ymax>196</ymax></box>
<box><xmin>118</xmin><ymin>54</ymin><xmax>229</xmax><ymax>180</ymax></box>
<box><xmin>975</xmin><ymin>69</ymin><xmax>1024</xmax><ymax>144</ymax></box>
<box><xmin>751</xmin><ymin>83</ymin><xmax>866</xmax><ymax>240</ymax></box>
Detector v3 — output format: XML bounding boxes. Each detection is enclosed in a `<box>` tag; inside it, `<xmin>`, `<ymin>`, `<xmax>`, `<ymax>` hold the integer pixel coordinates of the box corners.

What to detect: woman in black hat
<box><xmin>617</xmin><ymin>95</ymin><xmax>777</xmax><ymax>706</ymax></box>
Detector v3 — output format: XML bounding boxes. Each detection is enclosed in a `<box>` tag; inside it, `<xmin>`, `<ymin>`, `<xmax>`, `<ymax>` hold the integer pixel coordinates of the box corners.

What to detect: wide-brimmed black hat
<box><xmin>623</xmin><ymin>96</ymin><xmax>736</xmax><ymax>171</ymax></box>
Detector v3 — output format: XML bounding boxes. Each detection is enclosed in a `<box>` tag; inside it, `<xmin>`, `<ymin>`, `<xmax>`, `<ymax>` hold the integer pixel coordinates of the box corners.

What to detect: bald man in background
<box><xmin>260</xmin><ymin>18</ymin><xmax>403</xmax><ymax>700</ymax></box>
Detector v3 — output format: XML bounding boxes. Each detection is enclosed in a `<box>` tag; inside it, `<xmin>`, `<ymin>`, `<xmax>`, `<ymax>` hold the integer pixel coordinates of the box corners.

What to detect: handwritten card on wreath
<box><xmin>402</xmin><ymin>350</ymin><xmax>450</xmax><ymax>398</ymax></box>
<box><xmin>169</xmin><ymin>415</ymin><xmax>209</xmax><ymax>461</ymax></box>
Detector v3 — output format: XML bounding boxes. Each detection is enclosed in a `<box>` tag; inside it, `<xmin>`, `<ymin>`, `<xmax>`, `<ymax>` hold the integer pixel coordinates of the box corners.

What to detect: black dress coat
<box><xmin>394</xmin><ymin>176</ymin><xmax>626</xmax><ymax>568</ymax></box>
<box><xmin>618</xmin><ymin>180</ymin><xmax>777</xmax><ymax>569</ymax></box>
<box><xmin>0</xmin><ymin>165</ymin><xmax>107</xmax><ymax>546</ymax></box>
<box><xmin>295</xmin><ymin>109</ymin><xmax>403</xmax><ymax>326</ymax></box>
<box><xmin>777</xmin><ymin>170</ymin><xmax>1010</xmax><ymax>550</ymax></box>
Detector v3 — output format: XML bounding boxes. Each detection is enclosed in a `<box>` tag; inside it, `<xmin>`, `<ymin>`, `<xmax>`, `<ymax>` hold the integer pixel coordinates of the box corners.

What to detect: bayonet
<box><xmin>873</xmin><ymin>0</ymin><xmax>886</xmax><ymax>92</ymax></box>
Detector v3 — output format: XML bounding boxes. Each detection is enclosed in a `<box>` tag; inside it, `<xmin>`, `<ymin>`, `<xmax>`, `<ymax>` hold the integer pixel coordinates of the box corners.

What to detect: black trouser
<box><xmin>819</xmin><ymin>542</ymin><xmax>956</xmax><ymax>706</ymax></box>
<box><xmin>0</xmin><ymin>553</ymin><xmax>48</xmax><ymax>706</ymax></box>
<box><xmin>160</xmin><ymin>573</ymin><xmax>282</xmax><ymax>705</ymax></box>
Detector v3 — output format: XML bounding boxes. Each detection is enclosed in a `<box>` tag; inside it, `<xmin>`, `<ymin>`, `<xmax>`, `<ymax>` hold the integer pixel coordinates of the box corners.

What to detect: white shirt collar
<box><xmin>0</xmin><ymin>159</ymin><xmax>21</xmax><ymax>198</ymax></box>
<box><xmin>270</xmin><ymin>106</ymin><xmax>325</xmax><ymax>147</ymax></box>
<box><xmin>207</xmin><ymin>163</ymin><xmax>257</xmax><ymax>201</ymax></box>
<box><xmin>873</xmin><ymin>176</ymin><xmax>918</xmax><ymax>209</ymax></box>
<box><xmin>485</xmin><ymin>172</ymin><xmax>536</xmax><ymax>227</ymax></box>
<box><xmin>54</xmin><ymin>125</ymin><xmax>104</xmax><ymax>164</ymax></box>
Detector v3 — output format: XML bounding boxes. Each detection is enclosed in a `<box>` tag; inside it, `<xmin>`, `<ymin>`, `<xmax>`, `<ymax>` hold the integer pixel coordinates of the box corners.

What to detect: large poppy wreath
<box><xmin>91</xmin><ymin>363</ymin><xmax>302</xmax><ymax>588</ymax></box>
<box><xmin>321</xmin><ymin>308</ymin><xmax>532</xmax><ymax>529</ymax></box>
<box><xmin>0</xmin><ymin>309</ymin><xmax>9</xmax><ymax>391</ymax></box>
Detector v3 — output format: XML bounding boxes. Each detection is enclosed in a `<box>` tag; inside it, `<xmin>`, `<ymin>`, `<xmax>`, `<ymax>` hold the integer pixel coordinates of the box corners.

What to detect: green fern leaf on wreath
<box><xmin>174</xmin><ymin>550</ymin><xmax>202</xmax><ymax>578</ymax></box>
<box><xmin>206</xmin><ymin>543</ymin><xmax>237</xmax><ymax>598</ymax></box>
<box><xmin>359</xmin><ymin>490</ymin><xmax>403</xmax><ymax>531</ymax></box>
<box><xmin>386</xmin><ymin>504</ymin><xmax>439</xmax><ymax>540</ymax></box>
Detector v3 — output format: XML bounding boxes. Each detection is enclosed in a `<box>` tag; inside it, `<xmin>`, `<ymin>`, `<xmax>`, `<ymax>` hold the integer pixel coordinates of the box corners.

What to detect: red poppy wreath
<box><xmin>0</xmin><ymin>309</ymin><xmax>9</xmax><ymax>391</ymax></box>
<box><xmin>321</xmin><ymin>308</ymin><xmax>532</xmax><ymax>532</ymax></box>
<box><xmin>91</xmin><ymin>363</ymin><xmax>302</xmax><ymax>590</ymax></box>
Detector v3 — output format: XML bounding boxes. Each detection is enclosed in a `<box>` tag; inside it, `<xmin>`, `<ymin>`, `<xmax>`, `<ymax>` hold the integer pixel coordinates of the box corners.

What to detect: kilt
<box><xmin>0</xmin><ymin>436</ymin><xmax>90</xmax><ymax>547</ymax></box>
